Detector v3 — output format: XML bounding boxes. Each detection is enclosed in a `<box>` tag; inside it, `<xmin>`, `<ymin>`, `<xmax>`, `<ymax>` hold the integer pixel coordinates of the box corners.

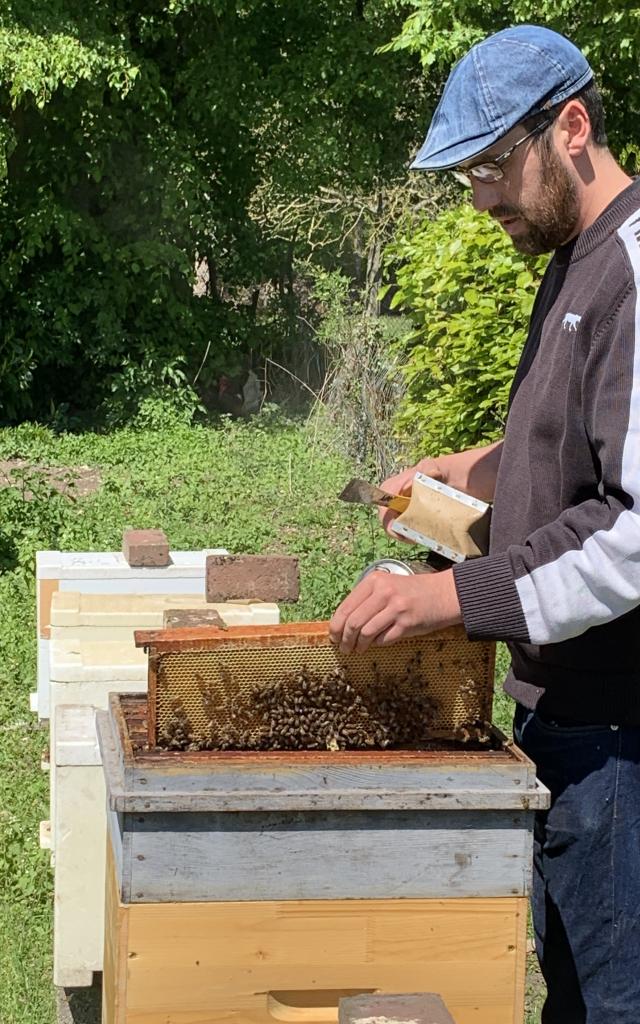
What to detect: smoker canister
<box><xmin>357</xmin><ymin>558</ymin><xmax>436</xmax><ymax>582</ymax></box>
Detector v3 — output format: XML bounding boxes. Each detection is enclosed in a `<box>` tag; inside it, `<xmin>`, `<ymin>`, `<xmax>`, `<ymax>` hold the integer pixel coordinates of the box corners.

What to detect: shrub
<box><xmin>385</xmin><ymin>203</ymin><xmax>548</xmax><ymax>458</ymax></box>
<box><xmin>309</xmin><ymin>269</ymin><xmax>409</xmax><ymax>479</ymax></box>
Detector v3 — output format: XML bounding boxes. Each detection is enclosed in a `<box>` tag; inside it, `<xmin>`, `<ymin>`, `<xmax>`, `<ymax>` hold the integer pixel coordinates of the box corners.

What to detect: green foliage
<box><xmin>387</xmin><ymin>1</ymin><xmax>640</xmax><ymax>163</ymax></box>
<box><xmin>309</xmin><ymin>268</ymin><xmax>407</xmax><ymax>478</ymax></box>
<box><xmin>104</xmin><ymin>355</ymin><xmax>204</xmax><ymax>430</ymax></box>
<box><xmin>0</xmin><ymin>564</ymin><xmax>53</xmax><ymax>1023</ymax></box>
<box><xmin>0</xmin><ymin>0</ymin><xmax>425</xmax><ymax>423</ymax></box>
<box><xmin>386</xmin><ymin>203</ymin><xmax>547</xmax><ymax>457</ymax></box>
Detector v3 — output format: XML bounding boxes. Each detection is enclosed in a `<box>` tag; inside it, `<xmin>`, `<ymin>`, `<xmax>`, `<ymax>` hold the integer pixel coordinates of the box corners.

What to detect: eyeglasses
<box><xmin>452</xmin><ymin>118</ymin><xmax>553</xmax><ymax>187</ymax></box>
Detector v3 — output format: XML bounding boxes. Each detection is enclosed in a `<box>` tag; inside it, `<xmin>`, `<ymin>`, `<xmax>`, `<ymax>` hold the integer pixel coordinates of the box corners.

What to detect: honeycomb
<box><xmin>141</xmin><ymin>624</ymin><xmax>495</xmax><ymax>749</ymax></box>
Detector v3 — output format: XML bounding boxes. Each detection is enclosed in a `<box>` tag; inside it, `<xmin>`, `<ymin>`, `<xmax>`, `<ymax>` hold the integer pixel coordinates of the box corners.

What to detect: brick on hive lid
<box><xmin>122</xmin><ymin>529</ymin><xmax>171</xmax><ymax>567</ymax></box>
<box><xmin>206</xmin><ymin>554</ymin><xmax>299</xmax><ymax>602</ymax></box>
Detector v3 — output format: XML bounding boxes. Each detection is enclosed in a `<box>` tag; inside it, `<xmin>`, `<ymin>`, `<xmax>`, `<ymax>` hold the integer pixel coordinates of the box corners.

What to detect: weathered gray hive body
<box><xmin>98</xmin><ymin>694</ymin><xmax>549</xmax><ymax>905</ymax></box>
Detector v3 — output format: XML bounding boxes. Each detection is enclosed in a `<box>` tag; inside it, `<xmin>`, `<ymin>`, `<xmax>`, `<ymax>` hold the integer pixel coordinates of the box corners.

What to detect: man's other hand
<box><xmin>329</xmin><ymin>568</ymin><xmax>462</xmax><ymax>654</ymax></box>
<box><xmin>378</xmin><ymin>457</ymin><xmax>446</xmax><ymax>540</ymax></box>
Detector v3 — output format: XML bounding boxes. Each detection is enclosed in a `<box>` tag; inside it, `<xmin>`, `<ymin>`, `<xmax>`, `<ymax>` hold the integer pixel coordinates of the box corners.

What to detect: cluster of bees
<box><xmin>156</xmin><ymin>650</ymin><xmax>495</xmax><ymax>753</ymax></box>
<box><xmin>158</xmin><ymin>658</ymin><xmax>446</xmax><ymax>752</ymax></box>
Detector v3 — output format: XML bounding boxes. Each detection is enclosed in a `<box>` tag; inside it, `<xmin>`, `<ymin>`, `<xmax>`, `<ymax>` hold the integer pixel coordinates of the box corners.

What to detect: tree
<box><xmin>0</xmin><ymin>1</ymin><xmax>428</xmax><ymax>423</ymax></box>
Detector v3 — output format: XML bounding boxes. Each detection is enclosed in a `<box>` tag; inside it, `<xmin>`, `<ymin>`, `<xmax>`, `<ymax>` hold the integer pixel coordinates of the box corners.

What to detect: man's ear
<box><xmin>557</xmin><ymin>99</ymin><xmax>590</xmax><ymax>157</ymax></box>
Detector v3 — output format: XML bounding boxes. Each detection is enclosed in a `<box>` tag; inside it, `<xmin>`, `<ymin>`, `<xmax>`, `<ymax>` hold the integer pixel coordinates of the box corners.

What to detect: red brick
<box><xmin>122</xmin><ymin>529</ymin><xmax>171</xmax><ymax>567</ymax></box>
<box><xmin>206</xmin><ymin>555</ymin><xmax>299</xmax><ymax>603</ymax></box>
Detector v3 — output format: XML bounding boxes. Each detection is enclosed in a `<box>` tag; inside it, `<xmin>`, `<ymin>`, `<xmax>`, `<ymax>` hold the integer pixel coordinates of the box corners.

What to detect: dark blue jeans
<box><xmin>514</xmin><ymin>705</ymin><xmax>640</xmax><ymax>1023</ymax></box>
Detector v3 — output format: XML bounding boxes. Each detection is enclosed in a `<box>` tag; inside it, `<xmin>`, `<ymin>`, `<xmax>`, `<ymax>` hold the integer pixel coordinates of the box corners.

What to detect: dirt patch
<box><xmin>0</xmin><ymin>459</ymin><xmax>101</xmax><ymax>499</ymax></box>
<box><xmin>525</xmin><ymin>951</ymin><xmax>545</xmax><ymax>1022</ymax></box>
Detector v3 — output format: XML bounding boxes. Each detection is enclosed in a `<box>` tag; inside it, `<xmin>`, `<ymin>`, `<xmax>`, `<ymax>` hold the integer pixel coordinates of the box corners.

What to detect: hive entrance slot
<box><xmin>267</xmin><ymin>989</ymin><xmax>376</xmax><ymax>1022</ymax></box>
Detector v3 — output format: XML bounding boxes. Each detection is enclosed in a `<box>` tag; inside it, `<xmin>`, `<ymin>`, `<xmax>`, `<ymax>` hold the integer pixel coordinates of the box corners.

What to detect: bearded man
<box><xmin>330</xmin><ymin>25</ymin><xmax>640</xmax><ymax>1023</ymax></box>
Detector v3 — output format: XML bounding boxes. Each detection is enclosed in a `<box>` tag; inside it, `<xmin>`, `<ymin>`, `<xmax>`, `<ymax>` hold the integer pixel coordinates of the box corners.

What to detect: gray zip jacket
<box><xmin>453</xmin><ymin>178</ymin><xmax>640</xmax><ymax>724</ymax></box>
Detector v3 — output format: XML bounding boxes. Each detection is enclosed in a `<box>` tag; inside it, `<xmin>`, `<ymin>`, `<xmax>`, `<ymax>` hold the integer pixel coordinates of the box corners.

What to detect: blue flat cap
<box><xmin>412</xmin><ymin>25</ymin><xmax>593</xmax><ymax>171</ymax></box>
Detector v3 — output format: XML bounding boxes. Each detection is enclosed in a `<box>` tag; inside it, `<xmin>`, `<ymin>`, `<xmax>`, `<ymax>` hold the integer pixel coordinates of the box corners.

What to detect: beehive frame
<box><xmin>136</xmin><ymin>622</ymin><xmax>495</xmax><ymax>750</ymax></box>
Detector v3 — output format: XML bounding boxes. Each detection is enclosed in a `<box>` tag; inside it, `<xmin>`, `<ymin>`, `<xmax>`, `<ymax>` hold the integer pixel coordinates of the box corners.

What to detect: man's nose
<box><xmin>470</xmin><ymin>179</ymin><xmax>502</xmax><ymax>214</ymax></box>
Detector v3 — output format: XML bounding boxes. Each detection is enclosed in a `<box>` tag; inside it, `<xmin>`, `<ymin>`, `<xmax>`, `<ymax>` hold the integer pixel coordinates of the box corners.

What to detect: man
<box><xmin>329</xmin><ymin>25</ymin><xmax>640</xmax><ymax>1023</ymax></box>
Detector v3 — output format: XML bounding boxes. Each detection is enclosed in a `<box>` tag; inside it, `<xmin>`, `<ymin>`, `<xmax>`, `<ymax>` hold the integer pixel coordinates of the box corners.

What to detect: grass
<box><xmin>0</xmin><ymin>413</ymin><xmax>542</xmax><ymax>1023</ymax></box>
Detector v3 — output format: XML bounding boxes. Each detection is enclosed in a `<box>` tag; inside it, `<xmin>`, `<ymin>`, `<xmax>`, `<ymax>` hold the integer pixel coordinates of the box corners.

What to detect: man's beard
<box><xmin>493</xmin><ymin>143</ymin><xmax>580</xmax><ymax>255</ymax></box>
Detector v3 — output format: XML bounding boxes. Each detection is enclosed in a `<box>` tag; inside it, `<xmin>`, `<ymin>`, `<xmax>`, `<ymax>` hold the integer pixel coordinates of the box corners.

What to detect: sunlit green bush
<box><xmin>386</xmin><ymin>203</ymin><xmax>548</xmax><ymax>458</ymax></box>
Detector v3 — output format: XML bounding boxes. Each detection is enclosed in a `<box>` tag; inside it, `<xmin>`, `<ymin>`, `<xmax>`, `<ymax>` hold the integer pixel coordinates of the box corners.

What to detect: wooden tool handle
<box><xmin>385</xmin><ymin>493</ymin><xmax>410</xmax><ymax>514</ymax></box>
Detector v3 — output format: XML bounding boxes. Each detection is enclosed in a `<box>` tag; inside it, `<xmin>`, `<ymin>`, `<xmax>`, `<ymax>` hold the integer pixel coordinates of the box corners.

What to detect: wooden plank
<box><xmin>106</xmin><ymin>806</ymin><xmax>125</xmax><ymax>896</ymax></box>
<box><xmin>513</xmin><ymin>886</ymin><xmax>528</xmax><ymax>1023</ymax></box>
<box><xmin>127</xmin><ymin>897</ymin><xmax>521</xmax><ymax>965</ymax></box>
<box><xmin>120</xmin><ymin>749</ymin><xmax>536</xmax><ymax>795</ymax></box>
<box><xmin>103</xmin><ymin>837</ymin><xmax>130</xmax><ymax>1024</ymax></box>
<box><xmin>123</xmin><ymin>753</ymin><xmax>536</xmax><ymax>797</ymax></box>
<box><xmin>39</xmin><ymin>577</ymin><xmax>59</xmax><ymax>640</ymax></box>
<box><xmin>99</xmin><ymin>700</ymin><xmax>541</xmax><ymax>806</ymax></box>
<box><xmin>135</xmin><ymin>621</ymin><xmax>467</xmax><ymax>652</ymax></box>
<box><xmin>124</xmin><ymin>810</ymin><xmax>531</xmax><ymax>902</ymax></box>
<box><xmin>112</xmin><ymin>894</ymin><xmax>527</xmax><ymax>1024</ymax></box>
<box><xmin>53</xmin><ymin>765</ymin><xmax>106</xmax><ymax>984</ymax></box>
<box><xmin>109</xmin><ymin>785</ymin><xmax>548</xmax><ymax>814</ymax></box>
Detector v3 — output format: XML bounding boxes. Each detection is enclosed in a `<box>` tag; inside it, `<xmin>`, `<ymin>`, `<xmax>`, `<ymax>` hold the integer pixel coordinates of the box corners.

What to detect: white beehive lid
<box><xmin>37</xmin><ymin>549</ymin><xmax>227</xmax><ymax>580</ymax></box>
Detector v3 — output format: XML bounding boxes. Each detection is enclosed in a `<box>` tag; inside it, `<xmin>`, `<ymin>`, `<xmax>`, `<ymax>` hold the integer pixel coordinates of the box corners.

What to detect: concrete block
<box><xmin>163</xmin><ymin>607</ymin><xmax>226</xmax><ymax>629</ymax></box>
<box><xmin>339</xmin><ymin>993</ymin><xmax>457</xmax><ymax>1024</ymax></box>
<box><xmin>206</xmin><ymin>554</ymin><xmax>300</xmax><ymax>602</ymax></box>
<box><xmin>122</xmin><ymin>529</ymin><xmax>170</xmax><ymax>567</ymax></box>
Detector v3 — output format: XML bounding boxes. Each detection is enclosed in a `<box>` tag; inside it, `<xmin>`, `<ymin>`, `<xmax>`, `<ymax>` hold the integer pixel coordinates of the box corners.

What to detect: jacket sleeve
<box><xmin>453</xmin><ymin>257</ymin><xmax>640</xmax><ymax>646</ymax></box>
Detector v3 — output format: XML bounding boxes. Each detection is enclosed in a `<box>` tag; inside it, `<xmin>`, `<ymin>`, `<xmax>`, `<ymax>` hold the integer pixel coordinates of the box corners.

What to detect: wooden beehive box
<box><xmin>34</xmin><ymin>548</ymin><xmax>228</xmax><ymax>721</ymax></box>
<box><xmin>97</xmin><ymin>677</ymin><xmax>548</xmax><ymax>1024</ymax></box>
<box><xmin>47</xmin><ymin>598</ymin><xmax>280</xmax><ymax>988</ymax></box>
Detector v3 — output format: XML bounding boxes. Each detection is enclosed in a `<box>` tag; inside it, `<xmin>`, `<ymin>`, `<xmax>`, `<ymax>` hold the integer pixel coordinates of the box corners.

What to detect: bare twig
<box><xmin>192</xmin><ymin>339</ymin><xmax>212</xmax><ymax>386</ymax></box>
<box><xmin>264</xmin><ymin>357</ymin><xmax>321</xmax><ymax>400</ymax></box>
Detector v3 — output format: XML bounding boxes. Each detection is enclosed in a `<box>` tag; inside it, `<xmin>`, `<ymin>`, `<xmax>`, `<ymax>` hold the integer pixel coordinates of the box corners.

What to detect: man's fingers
<box><xmin>378</xmin><ymin>506</ymin><xmax>398</xmax><ymax>533</ymax></box>
<box><xmin>380</xmin><ymin>468</ymin><xmax>415</xmax><ymax>495</ymax></box>
<box><xmin>379</xmin><ymin>505</ymin><xmax>416</xmax><ymax>543</ymax></box>
<box><xmin>372</xmin><ymin>623</ymin><xmax>407</xmax><ymax>647</ymax></box>
<box><xmin>328</xmin><ymin>577</ymin><xmax>374</xmax><ymax>644</ymax></box>
<box><xmin>330</xmin><ymin>575</ymin><xmax>398</xmax><ymax>653</ymax></box>
<box><xmin>339</xmin><ymin>598</ymin><xmax>395</xmax><ymax>654</ymax></box>
<box><xmin>352</xmin><ymin>610</ymin><xmax>399</xmax><ymax>652</ymax></box>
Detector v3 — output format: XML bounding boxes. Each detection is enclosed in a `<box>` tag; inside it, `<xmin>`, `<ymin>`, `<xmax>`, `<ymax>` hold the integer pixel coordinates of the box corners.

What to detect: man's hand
<box><xmin>329</xmin><ymin>568</ymin><xmax>462</xmax><ymax>654</ymax></box>
<box><xmin>377</xmin><ymin>444</ymin><xmax>503</xmax><ymax>539</ymax></box>
<box><xmin>378</xmin><ymin>457</ymin><xmax>445</xmax><ymax>540</ymax></box>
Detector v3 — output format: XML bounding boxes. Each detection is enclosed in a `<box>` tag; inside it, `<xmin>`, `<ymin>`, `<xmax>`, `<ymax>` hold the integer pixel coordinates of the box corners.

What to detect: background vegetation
<box><xmin>0</xmin><ymin>0</ymin><xmax>429</xmax><ymax>423</ymax></box>
<box><xmin>386</xmin><ymin>205</ymin><xmax>548</xmax><ymax>457</ymax></box>
<box><xmin>2</xmin><ymin>1</ymin><xmax>640</xmax><ymax>444</ymax></box>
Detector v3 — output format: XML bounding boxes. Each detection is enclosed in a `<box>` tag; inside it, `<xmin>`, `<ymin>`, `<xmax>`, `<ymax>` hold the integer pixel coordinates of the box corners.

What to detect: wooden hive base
<box><xmin>103</xmin><ymin>840</ymin><xmax>527</xmax><ymax>1024</ymax></box>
